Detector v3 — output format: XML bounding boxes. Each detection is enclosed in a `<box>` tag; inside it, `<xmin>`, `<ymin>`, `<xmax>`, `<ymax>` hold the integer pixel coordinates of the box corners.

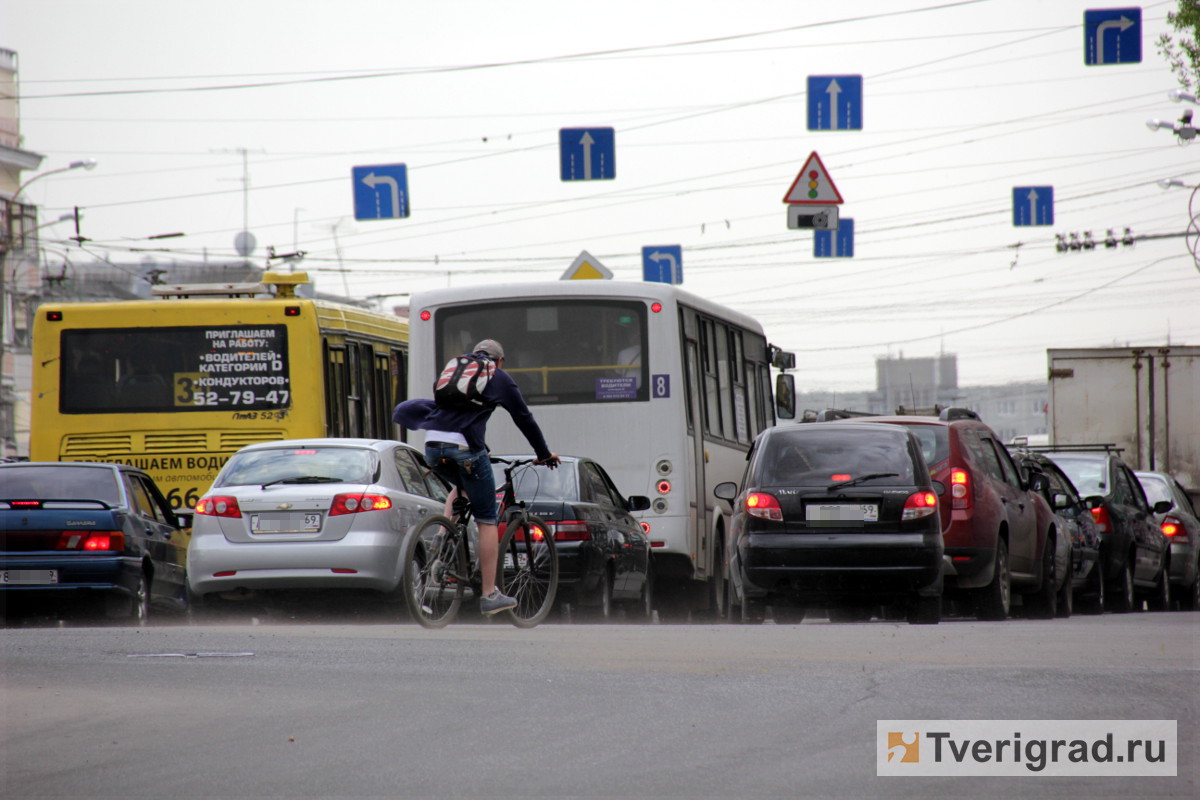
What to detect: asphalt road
<box><xmin>2</xmin><ymin>609</ymin><xmax>1197</xmax><ymax>799</ymax></box>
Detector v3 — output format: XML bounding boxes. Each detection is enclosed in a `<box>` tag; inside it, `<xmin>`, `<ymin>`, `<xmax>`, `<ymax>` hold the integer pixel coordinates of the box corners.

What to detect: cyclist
<box><xmin>393</xmin><ymin>339</ymin><xmax>559</xmax><ymax>615</ymax></box>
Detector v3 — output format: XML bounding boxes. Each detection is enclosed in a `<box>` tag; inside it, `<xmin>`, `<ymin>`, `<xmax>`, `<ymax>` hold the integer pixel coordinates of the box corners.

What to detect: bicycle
<box><xmin>401</xmin><ymin>456</ymin><xmax>559</xmax><ymax>629</ymax></box>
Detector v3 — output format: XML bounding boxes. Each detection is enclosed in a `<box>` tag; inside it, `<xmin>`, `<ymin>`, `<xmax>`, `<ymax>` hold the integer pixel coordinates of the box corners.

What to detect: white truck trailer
<box><xmin>1047</xmin><ymin>346</ymin><xmax>1200</xmax><ymax>490</ymax></box>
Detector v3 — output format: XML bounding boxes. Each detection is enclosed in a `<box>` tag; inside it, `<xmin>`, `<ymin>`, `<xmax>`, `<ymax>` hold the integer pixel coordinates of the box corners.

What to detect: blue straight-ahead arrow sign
<box><xmin>814</xmin><ymin>218</ymin><xmax>855</xmax><ymax>258</ymax></box>
<box><xmin>642</xmin><ymin>245</ymin><xmax>683</xmax><ymax>284</ymax></box>
<box><xmin>1084</xmin><ymin>8</ymin><xmax>1142</xmax><ymax>65</ymax></box>
<box><xmin>808</xmin><ymin>75</ymin><xmax>863</xmax><ymax>131</ymax></box>
<box><xmin>560</xmin><ymin>127</ymin><xmax>615</xmax><ymax>181</ymax></box>
<box><xmin>352</xmin><ymin>164</ymin><xmax>409</xmax><ymax>220</ymax></box>
<box><xmin>1012</xmin><ymin>186</ymin><xmax>1054</xmax><ymax>226</ymax></box>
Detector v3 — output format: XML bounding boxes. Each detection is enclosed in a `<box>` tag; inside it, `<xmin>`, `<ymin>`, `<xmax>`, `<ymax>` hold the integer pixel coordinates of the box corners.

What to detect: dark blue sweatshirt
<box><xmin>392</xmin><ymin>368</ymin><xmax>552</xmax><ymax>461</ymax></box>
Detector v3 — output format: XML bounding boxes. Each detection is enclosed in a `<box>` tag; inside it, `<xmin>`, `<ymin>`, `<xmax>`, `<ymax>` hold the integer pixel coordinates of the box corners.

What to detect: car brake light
<box><xmin>548</xmin><ymin>520</ymin><xmax>591</xmax><ymax>541</ymax></box>
<box><xmin>949</xmin><ymin>468</ymin><xmax>971</xmax><ymax>509</ymax></box>
<box><xmin>56</xmin><ymin>531</ymin><xmax>125</xmax><ymax>551</ymax></box>
<box><xmin>511</xmin><ymin>522</ymin><xmax>550</xmax><ymax>542</ymax></box>
<box><xmin>195</xmin><ymin>496</ymin><xmax>242</xmax><ymax>518</ymax></box>
<box><xmin>1161</xmin><ymin>516</ymin><xmax>1182</xmax><ymax>537</ymax></box>
<box><xmin>1090</xmin><ymin>505</ymin><xmax>1111</xmax><ymax>533</ymax></box>
<box><xmin>330</xmin><ymin>493</ymin><xmax>393</xmax><ymax>515</ymax></box>
<box><xmin>745</xmin><ymin>492</ymin><xmax>782</xmax><ymax>522</ymax></box>
<box><xmin>902</xmin><ymin>491</ymin><xmax>938</xmax><ymax>521</ymax></box>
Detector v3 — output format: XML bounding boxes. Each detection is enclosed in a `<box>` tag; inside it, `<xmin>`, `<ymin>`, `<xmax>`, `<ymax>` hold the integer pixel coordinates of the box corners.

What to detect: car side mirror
<box><xmin>1050</xmin><ymin>493</ymin><xmax>1071</xmax><ymax>511</ymax></box>
<box><xmin>931</xmin><ymin>480</ymin><xmax>946</xmax><ymax>497</ymax></box>
<box><xmin>714</xmin><ymin>481</ymin><xmax>738</xmax><ymax>503</ymax></box>
<box><xmin>1027</xmin><ymin>473</ymin><xmax>1049</xmax><ymax>494</ymax></box>
<box><xmin>1153</xmin><ymin>500</ymin><xmax>1173</xmax><ymax>514</ymax></box>
<box><xmin>626</xmin><ymin>495</ymin><xmax>651</xmax><ymax>512</ymax></box>
<box><xmin>1084</xmin><ymin>495</ymin><xmax>1104</xmax><ymax>510</ymax></box>
<box><xmin>775</xmin><ymin>373</ymin><xmax>796</xmax><ymax>421</ymax></box>
<box><xmin>175</xmin><ymin>512</ymin><xmax>194</xmax><ymax>529</ymax></box>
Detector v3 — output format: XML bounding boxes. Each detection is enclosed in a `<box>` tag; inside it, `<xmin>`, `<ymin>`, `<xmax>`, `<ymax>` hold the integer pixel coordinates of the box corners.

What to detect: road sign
<box><xmin>788</xmin><ymin>205</ymin><xmax>839</xmax><ymax>231</ymax></box>
<box><xmin>561</xmin><ymin>250</ymin><xmax>613</xmax><ymax>280</ymax></box>
<box><xmin>560</xmin><ymin>128</ymin><xmax>615</xmax><ymax>181</ymax></box>
<box><xmin>784</xmin><ymin>152</ymin><xmax>844</xmax><ymax>204</ymax></box>
<box><xmin>1012</xmin><ymin>187</ymin><xmax>1054</xmax><ymax>226</ymax></box>
<box><xmin>352</xmin><ymin>164</ymin><xmax>409</xmax><ymax>220</ymax></box>
<box><xmin>814</xmin><ymin>218</ymin><xmax>855</xmax><ymax>258</ymax></box>
<box><xmin>642</xmin><ymin>245</ymin><xmax>682</xmax><ymax>284</ymax></box>
<box><xmin>807</xmin><ymin>75</ymin><xmax>863</xmax><ymax>131</ymax></box>
<box><xmin>1085</xmin><ymin>8</ymin><xmax>1141</xmax><ymax>65</ymax></box>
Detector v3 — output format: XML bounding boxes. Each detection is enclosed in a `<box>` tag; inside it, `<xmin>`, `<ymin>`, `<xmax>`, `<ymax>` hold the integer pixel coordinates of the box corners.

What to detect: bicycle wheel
<box><xmin>496</xmin><ymin>512</ymin><xmax>558</xmax><ymax>628</ymax></box>
<box><xmin>402</xmin><ymin>514</ymin><xmax>467</xmax><ymax>629</ymax></box>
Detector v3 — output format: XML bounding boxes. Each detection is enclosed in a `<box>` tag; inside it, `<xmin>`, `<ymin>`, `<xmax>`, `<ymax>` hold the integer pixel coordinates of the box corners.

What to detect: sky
<box><xmin>6</xmin><ymin>0</ymin><xmax>1200</xmax><ymax>392</ymax></box>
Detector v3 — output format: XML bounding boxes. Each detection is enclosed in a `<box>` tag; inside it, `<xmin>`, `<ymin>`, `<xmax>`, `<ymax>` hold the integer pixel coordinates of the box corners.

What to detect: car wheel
<box><xmin>1107</xmin><ymin>560</ymin><xmax>1135</xmax><ymax>614</ymax></box>
<box><xmin>707</xmin><ymin>539</ymin><xmax>728</xmax><ymax>621</ymax></box>
<box><xmin>907</xmin><ymin>594</ymin><xmax>941</xmax><ymax>625</ymax></box>
<box><xmin>1148</xmin><ymin>562</ymin><xmax>1171</xmax><ymax>612</ymax></box>
<box><xmin>741</xmin><ymin>595</ymin><xmax>766</xmax><ymax>624</ymax></box>
<box><xmin>976</xmin><ymin>539</ymin><xmax>1011</xmax><ymax>621</ymax></box>
<box><xmin>1181</xmin><ymin>564</ymin><xmax>1200</xmax><ymax>611</ymax></box>
<box><xmin>1081</xmin><ymin>564</ymin><xmax>1105</xmax><ymax>615</ymax></box>
<box><xmin>1025</xmin><ymin>537</ymin><xmax>1057</xmax><ymax>620</ymax></box>
<box><xmin>588</xmin><ymin>568</ymin><xmax>613</xmax><ymax>623</ymax></box>
<box><xmin>1055</xmin><ymin>569</ymin><xmax>1073</xmax><ymax>618</ymax></box>
<box><xmin>771</xmin><ymin>604</ymin><xmax>806</xmax><ymax>624</ymax></box>
<box><xmin>107</xmin><ymin>572</ymin><xmax>149</xmax><ymax>625</ymax></box>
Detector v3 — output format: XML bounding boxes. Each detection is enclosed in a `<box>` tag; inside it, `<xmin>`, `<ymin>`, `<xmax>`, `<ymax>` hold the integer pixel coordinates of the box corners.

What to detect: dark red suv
<box><xmin>847</xmin><ymin>408</ymin><xmax>1057</xmax><ymax>619</ymax></box>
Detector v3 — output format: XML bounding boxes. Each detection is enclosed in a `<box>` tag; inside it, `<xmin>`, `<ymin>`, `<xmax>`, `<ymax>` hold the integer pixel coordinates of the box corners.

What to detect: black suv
<box><xmin>715</xmin><ymin>422</ymin><xmax>944</xmax><ymax>625</ymax></box>
<box><xmin>823</xmin><ymin>408</ymin><xmax>1056</xmax><ymax>620</ymax></box>
<box><xmin>1038</xmin><ymin>447</ymin><xmax>1170</xmax><ymax>613</ymax></box>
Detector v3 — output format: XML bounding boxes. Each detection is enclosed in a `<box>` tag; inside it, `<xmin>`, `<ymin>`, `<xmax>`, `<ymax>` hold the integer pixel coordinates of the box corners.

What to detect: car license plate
<box><xmin>250</xmin><ymin>513</ymin><xmax>322</xmax><ymax>533</ymax></box>
<box><xmin>503</xmin><ymin>552</ymin><xmax>529</xmax><ymax>569</ymax></box>
<box><xmin>805</xmin><ymin>503</ymin><xmax>878</xmax><ymax>525</ymax></box>
<box><xmin>3</xmin><ymin>569</ymin><xmax>58</xmax><ymax>584</ymax></box>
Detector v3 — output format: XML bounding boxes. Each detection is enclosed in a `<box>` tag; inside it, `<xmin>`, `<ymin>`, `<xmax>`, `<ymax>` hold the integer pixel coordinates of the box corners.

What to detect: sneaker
<box><xmin>479</xmin><ymin>589</ymin><xmax>517</xmax><ymax>615</ymax></box>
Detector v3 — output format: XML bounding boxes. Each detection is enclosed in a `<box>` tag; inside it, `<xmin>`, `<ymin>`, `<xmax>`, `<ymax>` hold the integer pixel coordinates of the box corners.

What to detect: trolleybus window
<box><xmin>435</xmin><ymin>299</ymin><xmax>648</xmax><ymax>405</ymax></box>
<box><xmin>59</xmin><ymin>326</ymin><xmax>290</xmax><ymax>414</ymax></box>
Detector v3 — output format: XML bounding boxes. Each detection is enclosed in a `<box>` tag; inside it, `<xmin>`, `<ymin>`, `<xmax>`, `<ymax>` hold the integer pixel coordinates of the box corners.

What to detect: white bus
<box><xmin>405</xmin><ymin>280</ymin><xmax>794</xmax><ymax>617</ymax></box>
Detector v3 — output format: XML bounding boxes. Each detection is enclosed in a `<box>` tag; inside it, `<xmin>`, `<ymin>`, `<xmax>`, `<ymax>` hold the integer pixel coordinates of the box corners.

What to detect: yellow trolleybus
<box><xmin>30</xmin><ymin>272</ymin><xmax>408</xmax><ymax>510</ymax></box>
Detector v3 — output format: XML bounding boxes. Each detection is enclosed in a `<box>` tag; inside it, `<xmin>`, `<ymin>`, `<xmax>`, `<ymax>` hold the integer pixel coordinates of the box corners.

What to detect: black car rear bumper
<box><xmin>739</xmin><ymin>531</ymin><xmax>942</xmax><ymax>601</ymax></box>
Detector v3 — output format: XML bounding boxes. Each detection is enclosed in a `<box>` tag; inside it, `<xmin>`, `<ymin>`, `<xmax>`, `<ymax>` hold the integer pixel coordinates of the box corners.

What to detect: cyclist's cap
<box><xmin>473</xmin><ymin>339</ymin><xmax>505</xmax><ymax>360</ymax></box>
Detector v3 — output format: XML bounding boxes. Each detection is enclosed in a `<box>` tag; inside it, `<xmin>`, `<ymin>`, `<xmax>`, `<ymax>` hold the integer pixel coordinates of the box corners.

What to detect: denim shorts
<box><xmin>425</xmin><ymin>443</ymin><xmax>498</xmax><ymax>525</ymax></box>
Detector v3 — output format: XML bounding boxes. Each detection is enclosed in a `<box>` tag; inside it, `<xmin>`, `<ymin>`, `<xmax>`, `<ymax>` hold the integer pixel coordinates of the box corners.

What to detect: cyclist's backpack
<box><xmin>433</xmin><ymin>353</ymin><xmax>496</xmax><ymax>409</ymax></box>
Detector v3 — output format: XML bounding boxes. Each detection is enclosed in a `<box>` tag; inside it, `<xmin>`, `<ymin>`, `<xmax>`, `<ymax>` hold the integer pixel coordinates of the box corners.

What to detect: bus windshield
<box><xmin>59</xmin><ymin>325</ymin><xmax>290</xmax><ymax>414</ymax></box>
<box><xmin>435</xmin><ymin>299</ymin><xmax>648</xmax><ymax>405</ymax></box>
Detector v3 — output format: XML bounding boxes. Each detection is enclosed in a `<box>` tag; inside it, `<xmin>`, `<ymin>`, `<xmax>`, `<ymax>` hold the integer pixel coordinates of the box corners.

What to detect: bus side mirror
<box><xmin>775</xmin><ymin>373</ymin><xmax>796</xmax><ymax>421</ymax></box>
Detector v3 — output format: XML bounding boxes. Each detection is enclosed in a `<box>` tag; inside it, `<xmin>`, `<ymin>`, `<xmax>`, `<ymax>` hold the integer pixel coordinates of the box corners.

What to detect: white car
<box><xmin>188</xmin><ymin>439</ymin><xmax>450</xmax><ymax>603</ymax></box>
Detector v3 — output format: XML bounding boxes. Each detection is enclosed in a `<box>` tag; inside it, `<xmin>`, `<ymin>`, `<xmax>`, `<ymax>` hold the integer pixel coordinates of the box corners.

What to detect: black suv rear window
<box><xmin>891</xmin><ymin>423</ymin><xmax>950</xmax><ymax>466</ymax></box>
<box><xmin>760</xmin><ymin>428</ymin><xmax>916</xmax><ymax>485</ymax></box>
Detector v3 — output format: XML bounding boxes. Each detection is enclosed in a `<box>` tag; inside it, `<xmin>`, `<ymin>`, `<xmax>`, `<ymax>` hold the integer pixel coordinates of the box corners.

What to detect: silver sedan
<box><xmin>188</xmin><ymin>439</ymin><xmax>450</xmax><ymax>601</ymax></box>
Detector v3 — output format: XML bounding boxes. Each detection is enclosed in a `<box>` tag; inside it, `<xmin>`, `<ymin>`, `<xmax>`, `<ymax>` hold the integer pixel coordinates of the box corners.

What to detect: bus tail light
<box><xmin>56</xmin><ymin>531</ymin><xmax>125</xmax><ymax>551</ymax></box>
<box><xmin>1161</xmin><ymin>516</ymin><xmax>1182</xmax><ymax>537</ymax></box>
<box><xmin>902</xmin><ymin>491</ymin><xmax>938</xmax><ymax>520</ymax></box>
<box><xmin>745</xmin><ymin>492</ymin><xmax>782</xmax><ymax>522</ymax></box>
<box><xmin>640</xmin><ymin>521</ymin><xmax>650</xmax><ymax>534</ymax></box>
<box><xmin>195</xmin><ymin>496</ymin><xmax>242</xmax><ymax>518</ymax></box>
<box><xmin>656</xmin><ymin>480</ymin><xmax>671</xmax><ymax>494</ymax></box>
<box><xmin>330</xmin><ymin>494</ymin><xmax>393</xmax><ymax>515</ymax></box>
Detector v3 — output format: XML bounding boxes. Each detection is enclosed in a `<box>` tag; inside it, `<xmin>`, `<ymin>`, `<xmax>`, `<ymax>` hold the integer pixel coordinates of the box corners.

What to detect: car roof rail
<box><xmin>938</xmin><ymin>407</ymin><xmax>981</xmax><ymax>421</ymax></box>
<box><xmin>811</xmin><ymin>407</ymin><xmax>876</xmax><ymax>422</ymax></box>
<box><xmin>1023</xmin><ymin>443</ymin><xmax>1124</xmax><ymax>454</ymax></box>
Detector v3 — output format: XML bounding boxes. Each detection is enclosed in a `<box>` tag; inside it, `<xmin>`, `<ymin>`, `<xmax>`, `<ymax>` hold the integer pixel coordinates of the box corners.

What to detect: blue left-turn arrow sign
<box><xmin>353</xmin><ymin>164</ymin><xmax>409</xmax><ymax>220</ymax></box>
<box><xmin>642</xmin><ymin>245</ymin><xmax>683</xmax><ymax>284</ymax></box>
<box><xmin>1012</xmin><ymin>186</ymin><xmax>1054</xmax><ymax>226</ymax></box>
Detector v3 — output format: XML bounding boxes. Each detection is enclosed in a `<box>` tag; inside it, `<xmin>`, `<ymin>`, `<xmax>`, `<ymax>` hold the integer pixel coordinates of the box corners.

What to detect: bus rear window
<box><xmin>435</xmin><ymin>300</ymin><xmax>648</xmax><ymax>405</ymax></box>
<box><xmin>59</xmin><ymin>326</ymin><xmax>290</xmax><ymax>414</ymax></box>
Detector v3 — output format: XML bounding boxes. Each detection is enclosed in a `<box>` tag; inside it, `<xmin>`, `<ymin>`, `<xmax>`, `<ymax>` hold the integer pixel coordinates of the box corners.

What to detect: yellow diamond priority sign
<box><xmin>561</xmin><ymin>250</ymin><xmax>613</xmax><ymax>280</ymax></box>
